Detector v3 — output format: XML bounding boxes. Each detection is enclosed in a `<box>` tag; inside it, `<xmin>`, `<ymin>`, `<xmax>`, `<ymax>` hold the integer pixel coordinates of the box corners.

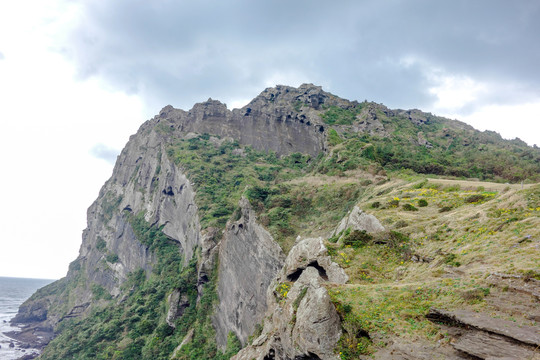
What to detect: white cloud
<box><xmin>0</xmin><ymin>0</ymin><xmax>146</xmax><ymax>279</ymax></box>
<box><xmin>451</xmin><ymin>103</ymin><xmax>540</xmax><ymax>147</ymax></box>
<box><xmin>429</xmin><ymin>75</ymin><xmax>487</xmax><ymax>112</ymax></box>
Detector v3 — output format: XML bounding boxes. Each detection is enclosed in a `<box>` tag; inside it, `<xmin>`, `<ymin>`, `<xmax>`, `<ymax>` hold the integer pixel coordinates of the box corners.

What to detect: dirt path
<box><xmin>427</xmin><ymin>178</ymin><xmax>537</xmax><ymax>191</ymax></box>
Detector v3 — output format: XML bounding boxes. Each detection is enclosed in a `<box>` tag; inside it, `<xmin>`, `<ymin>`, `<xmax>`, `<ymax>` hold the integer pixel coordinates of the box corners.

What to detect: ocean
<box><xmin>0</xmin><ymin>277</ymin><xmax>55</xmax><ymax>360</ymax></box>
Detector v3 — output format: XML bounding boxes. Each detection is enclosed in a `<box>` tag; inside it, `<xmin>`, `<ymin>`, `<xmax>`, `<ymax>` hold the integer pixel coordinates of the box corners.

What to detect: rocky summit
<box><xmin>11</xmin><ymin>84</ymin><xmax>540</xmax><ymax>360</ymax></box>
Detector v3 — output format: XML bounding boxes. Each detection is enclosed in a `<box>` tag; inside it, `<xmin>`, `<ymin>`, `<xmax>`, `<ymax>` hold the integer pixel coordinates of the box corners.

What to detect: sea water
<box><xmin>0</xmin><ymin>277</ymin><xmax>55</xmax><ymax>359</ymax></box>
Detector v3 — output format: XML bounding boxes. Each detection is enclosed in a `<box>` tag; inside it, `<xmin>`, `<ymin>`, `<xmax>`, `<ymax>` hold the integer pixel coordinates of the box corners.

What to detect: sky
<box><xmin>0</xmin><ymin>0</ymin><xmax>539</xmax><ymax>279</ymax></box>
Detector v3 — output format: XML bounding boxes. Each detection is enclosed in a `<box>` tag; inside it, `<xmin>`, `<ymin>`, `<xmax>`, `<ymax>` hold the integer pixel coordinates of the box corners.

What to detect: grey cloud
<box><xmin>60</xmin><ymin>0</ymin><xmax>540</xmax><ymax>112</ymax></box>
<box><xmin>90</xmin><ymin>143</ymin><xmax>119</xmax><ymax>164</ymax></box>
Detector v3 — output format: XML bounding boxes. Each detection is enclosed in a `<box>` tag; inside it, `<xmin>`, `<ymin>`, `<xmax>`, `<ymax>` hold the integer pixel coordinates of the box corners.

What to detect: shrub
<box><xmin>402</xmin><ymin>203</ymin><xmax>418</xmax><ymax>211</ymax></box>
<box><xmin>371</xmin><ymin>201</ymin><xmax>381</xmax><ymax>208</ymax></box>
<box><xmin>417</xmin><ymin>199</ymin><xmax>428</xmax><ymax>207</ymax></box>
<box><xmin>388</xmin><ymin>199</ymin><xmax>399</xmax><ymax>207</ymax></box>
<box><xmin>465</xmin><ymin>194</ymin><xmax>485</xmax><ymax>203</ymax></box>
<box><xmin>342</xmin><ymin>230</ymin><xmax>373</xmax><ymax>248</ymax></box>
<box><xmin>360</xmin><ymin>179</ymin><xmax>373</xmax><ymax>186</ymax></box>
<box><xmin>394</xmin><ymin>220</ymin><xmax>408</xmax><ymax>229</ymax></box>
<box><xmin>96</xmin><ymin>237</ymin><xmax>107</xmax><ymax>252</ymax></box>
<box><xmin>327</xmin><ymin>128</ymin><xmax>344</xmax><ymax>146</ymax></box>
<box><xmin>106</xmin><ymin>253</ymin><xmax>119</xmax><ymax>263</ymax></box>
<box><xmin>444</xmin><ymin>253</ymin><xmax>461</xmax><ymax>267</ymax></box>
<box><xmin>439</xmin><ymin>206</ymin><xmax>452</xmax><ymax>213</ymax></box>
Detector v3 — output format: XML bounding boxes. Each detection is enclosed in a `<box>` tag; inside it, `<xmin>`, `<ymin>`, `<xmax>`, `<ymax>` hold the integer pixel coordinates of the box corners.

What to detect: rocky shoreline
<box><xmin>2</xmin><ymin>322</ymin><xmax>53</xmax><ymax>360</ymax></box>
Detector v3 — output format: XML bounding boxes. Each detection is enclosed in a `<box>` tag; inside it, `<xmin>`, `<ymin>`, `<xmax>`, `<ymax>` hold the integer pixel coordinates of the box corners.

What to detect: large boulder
<box><xmin>334</xmin><ymin>205</ymin><xmax>385</xmax><ymax>236</ymax></box>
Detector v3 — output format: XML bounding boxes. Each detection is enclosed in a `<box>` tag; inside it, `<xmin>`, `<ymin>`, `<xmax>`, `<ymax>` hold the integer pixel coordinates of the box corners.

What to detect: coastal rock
<box><xmin>12</xmin><ymin>114</ymin><xmax>202</xmax><ymax>347</ymax></box>
<box><xmin>11</xmin><ymin>299</ymin><xmax>49</xmax><ymax>324</ymax></box>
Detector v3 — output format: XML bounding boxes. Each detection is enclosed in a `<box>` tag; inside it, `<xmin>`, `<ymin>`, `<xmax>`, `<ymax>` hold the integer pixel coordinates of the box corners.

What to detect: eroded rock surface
<box><xmin>158</xmin><ymin>84</ymin><xmax>334</xmax><ymax>157</ymax></box>
<box><xmin>233</xmin><ymin>237</ymin><xmax>347</xmax><ymax>360</ymax></box>
<box><xmin>12</xmin><ymin>118</ymin><xmax>202</xmax><ymax>347</ymax></box>
<box><xmin>213</xmin><ymin>198</ymin><xmax>285</xmax><ymax>347</ymax></box>
<box><xmin>427</xmin><ymin>308</ymin><xmax>540</xmax><ymax>360</ymax></box>
<box><xmin>334</xmin><ymin>205</ymin><xmax>385</xmax><ymax>236</ymax></box>
<box><xmin>285</xmin><ymin>237</ymin><xmax>348</xmax><ymax>284</ymax></box>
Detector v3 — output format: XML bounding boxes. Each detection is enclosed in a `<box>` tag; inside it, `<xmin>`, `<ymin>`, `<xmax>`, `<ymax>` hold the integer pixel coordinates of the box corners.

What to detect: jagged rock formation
<box><xmin>284</xmin><ymin>237</ymin><xmax>348</xmax><ymax>284</ymax></box>
<box><xmin>157</xmin><ymin>84</ymin><xmax>337</xmax><ymax>157</ymax></box>
<box><xmin>213</xmin><ymin>198</ymin><xmax>285</xmax><ymax>347</ymax></box>
<box><xmin>233</xmin><ymin>237</ymin><xmax>347</xmax><ymax>360</ymax></box>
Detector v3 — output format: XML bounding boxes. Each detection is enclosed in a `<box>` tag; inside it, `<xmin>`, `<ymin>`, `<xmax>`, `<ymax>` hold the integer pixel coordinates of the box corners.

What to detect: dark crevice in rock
<box><xmin>287</xmin><ymin>261</ymin><xmax>328</xmax><ymax>282</ymax></box>
<box><xmin>294</xmin><ymin>353</ymin><xmax>322</xmax><ymax>360</ymax></box>
<box><xmin>263</xmin><ymin>348</ymin><xmax>276</xmax><ymax>360</ymax></box>
<box><xmin>162</xmin><ymin>186</ymin><xmax>175</xmax><ymax>196</ymax></box>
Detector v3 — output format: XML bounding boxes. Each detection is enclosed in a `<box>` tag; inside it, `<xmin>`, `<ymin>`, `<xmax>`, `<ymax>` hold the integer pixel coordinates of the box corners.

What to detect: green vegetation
<box><xmin>327</xmin><ymin>176</ymin><xmax>539</xmax><ymax>358</ymax></box>
<box><xmin>319</xmin><ymin>103</ymin><xmax>540</xmax><ymax>182</ymax></box>
<box><xmin>167</xmin><ymin>135</ymin><xmax>312</xmax><ymax>229</ymax></box>
<box><xmin>327</xmin><ymin>128</ymin><xmax>344</xmax><ymax>146</ymax></box>
<box><xmin>321</xmin><ymin>105</ymin><xmax>362</xmax><ymax>125</ymax></box>
<box><xmin>247</xmin><ymin>181</ymin><xmax>362</xmax><ymax>252</ymax></box>
<box><xmin>40</xmin><ymin>214</ymin><xmax>240</xmax><ymax>360</ymax></box>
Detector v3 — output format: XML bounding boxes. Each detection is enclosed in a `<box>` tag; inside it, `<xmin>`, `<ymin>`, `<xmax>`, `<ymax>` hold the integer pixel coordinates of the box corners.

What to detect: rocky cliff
<box><xmin>10</xmin><ymin>83</ymin><xmax>540</xmax><ymax>360</ymax></box>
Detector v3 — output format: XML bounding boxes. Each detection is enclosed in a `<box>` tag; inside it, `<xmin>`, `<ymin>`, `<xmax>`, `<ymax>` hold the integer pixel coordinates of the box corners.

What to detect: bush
<box><xmin>402</xmin><ymin>203</ymin><xmax>418</xmax><ymax>211</ymax></box>
<box><xmin>394</xmin><ymin>220</ymin><xmax>408</xmax><ymax>229</ymax></box>
<box><xmin>342</xmin><ymin>230</ymin><xmax>373</xmax><ymax>248</ymax></box>
<box><xmin>465</xmin><ymin>194</ymin><xmax>485</xmax><ymax>203</ymax></box>
<box><xmin>444</xmin><ymin>253</ymin><xmax>461</xmax><ymax>267</ymax></box>
<box><xmin>388</xmin><ymin>199</ymin><xmax>399</xmax><ymax>207</ymax></box>
<box><xmin>417</xmin><ymin>199</ymin><xmax>428</xmax><ymax>207</ymax></box>
<box><xmin>439</xmin><ymin>206</ymin><xmax>452</xmax><ymax>213</ymax></box>
<box><xmin>106</xmin><ymin>253</ymin><xmax>119</xmax><ymax>263</ymax></box>
<box><xmin>371</xmin><ymin>201</ymin><xmax>381</xmax><ymax>208</ymax></box>
<box><xmin>96</xmin><ymin>237</ymin><xmax>107</xmax><ymax>252</ymax></box>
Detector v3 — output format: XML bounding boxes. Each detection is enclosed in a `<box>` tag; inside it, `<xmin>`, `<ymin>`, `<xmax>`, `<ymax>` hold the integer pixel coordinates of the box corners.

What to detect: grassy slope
<box><xmin>325</xmin><ymin>174</ymin><xmax>540</xmax><ymax>358</ymax></box>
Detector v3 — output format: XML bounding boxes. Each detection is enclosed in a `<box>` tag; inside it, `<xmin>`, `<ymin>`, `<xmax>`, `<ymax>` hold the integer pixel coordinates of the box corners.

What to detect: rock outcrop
<box><xmin>284</xmin><ymin>237</ymin><xmax>348</xmax><ymax>284</ymax></box>
<box><xmin>427</xmin><ymin>308</ymin><xmax>540</xmax><ymax>360</ymax></box>
<box><xmin>233</xmin><ymin>237</ymin><xmax>347</xmax><ymax>360</ymax></box>
<box><xmin>334</xmin><ymin>205</ymin><xmax>385</xmax><ymax>236</ymax></box>
<box><xmin>213</xmin><ymin>198</ymin><xmax>285</xmax><ymax>347</ymax></box>
<box><xmin>157</xmin><ymin>84</ymin><xmax>339</xmax><ymax>157</ymax></box>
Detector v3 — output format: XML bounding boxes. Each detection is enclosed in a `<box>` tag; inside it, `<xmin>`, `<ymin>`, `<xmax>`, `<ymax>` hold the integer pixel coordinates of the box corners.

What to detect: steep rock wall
<box><xmin>156</xmin><ymin>83</ymin><xmax>343</xmax><ymax>157</ymax></box>
<box><xmin>13</xmin><ymin>122</ymin><xmax>202</xmax><ymax>333</ymax></box>
<box><xmin>213</xmin><ymin>198</ymin><xmax>285</xmax><ymax>347</ymax></box>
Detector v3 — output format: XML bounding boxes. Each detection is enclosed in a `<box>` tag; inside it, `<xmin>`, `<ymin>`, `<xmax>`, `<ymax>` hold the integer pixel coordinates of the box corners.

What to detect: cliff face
<box><xmin>76</xmin><ymin>122</ymin><xmax>202</xmax><ymax>296</ymax></box>
<box><xmin>213</xmin><ymin>198</ymin><xmax>285</xmax><ymax>347</ymax></box>
<box><xmin>12</xmin><ymin>83</ymin><xmax>540</xmax><ymax>360</ymax></box>
<box><xmin>12</xmin><ymin>83</ymin><xmax>343</xmax><ymax>357</ymax></box>
<box><xmin>157</xmin><ymin>84</ymin><xmax>336</xmax><ymax>157</ymax></box>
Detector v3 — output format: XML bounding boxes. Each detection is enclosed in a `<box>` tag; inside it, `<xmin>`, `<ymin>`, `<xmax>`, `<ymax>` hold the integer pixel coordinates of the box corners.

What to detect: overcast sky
<box><xmin>1</xmin><ymin>0</ymin><xmax>539</xmax><ymax>279</ymax></box>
